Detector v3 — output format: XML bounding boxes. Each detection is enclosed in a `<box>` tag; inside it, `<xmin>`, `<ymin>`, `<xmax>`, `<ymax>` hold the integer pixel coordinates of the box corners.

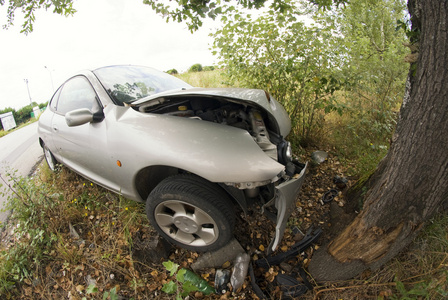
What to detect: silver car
<box><xmin>38</xmin><ymin>65</ymin><xmax>307</xmax><ymax>252</ymax></box>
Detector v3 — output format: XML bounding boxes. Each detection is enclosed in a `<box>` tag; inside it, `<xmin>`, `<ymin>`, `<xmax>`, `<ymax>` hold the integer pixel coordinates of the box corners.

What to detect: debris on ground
<box><xmin>311</xmin><ymin>150</ymin><xmax>328</xmax><ymax>164</ymax></box>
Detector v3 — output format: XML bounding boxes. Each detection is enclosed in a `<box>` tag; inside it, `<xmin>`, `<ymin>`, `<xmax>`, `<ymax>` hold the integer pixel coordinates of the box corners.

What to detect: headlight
<box><xmin>278</xmin><ymin>140</ymin><xmax>293</xmax><ymax>164</ymax></box>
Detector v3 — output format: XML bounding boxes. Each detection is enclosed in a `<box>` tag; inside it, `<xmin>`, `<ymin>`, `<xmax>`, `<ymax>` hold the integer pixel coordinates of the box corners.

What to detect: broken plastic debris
<box><xmin>311</xmin><ymin>150</ymin><xmax>328</xmax><ymax>164</ymax></box>
<box><xmin>230</xmin><ymin>253</ymin><xmax>250</xmax><ymax>291</ymax></box>
<box><xmin>276</xmin><ymin>273</ymin><xmax>308</xmax><ymax>299</ymax></box>
<box><xmin>333</xmin><ymin>175</ymin><xmax>348</xmax><ymax>189</ymax></box>
<box><xmin>215</xmin><ymin>269</ymin><xmax>230</xmax><ymax>294</ymax></box>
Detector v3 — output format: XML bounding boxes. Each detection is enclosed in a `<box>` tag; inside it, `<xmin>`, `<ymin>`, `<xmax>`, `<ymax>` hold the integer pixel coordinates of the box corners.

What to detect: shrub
<box><xmin>203</xmin><ymin>66</ymin><xmax>215</xmax><ymax>71</ymax></box>
<box><xmin>188</xmin><ymin>63</ymin><xmax>203</xmax><ymax>72</ymax></box>
<box><xmin>166</xmin><ymin>68</ymin><xmax>178</xmax><ymax>75</ymax></box>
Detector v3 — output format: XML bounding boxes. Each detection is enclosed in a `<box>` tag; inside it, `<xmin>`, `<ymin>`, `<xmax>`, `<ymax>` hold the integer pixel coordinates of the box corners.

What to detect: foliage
<box><xmin>142</xmin><ymin>0</ymin><xmax>292</xmax><ymax>32</ymax></box>
<box><xmin>212</xmin><ymin>0</ymin><xmax>346</xmax><ymax>146</ymax></box>
<box><xmin>1</xmin><ymin>0</ymin><xmax>77</xmax><ymax>34</ymax></box>
<box><xmin>0</xmin><ymin>166</ymin><xmax>149</xmax><ymax>298</ymax></box>
<box><xmin>316</xmin><ymin>0</ymin><xmax>409</xmax><ymax>175</ymax></box>
<box><xmin>161</xmin><ymin>261</ymin><xmax>198</xmax><ymax>299</ymax></box>
<box><xmin>1</xmin><ymin>0</ymin><xmax>349</xmax><ymax>33</ymax></box>
<box><xmin>0</xmin><ymin>171</ymin><xmax>60</xmax><ymax>293</ymax></box>
<box><xmin>210</xmin><ymin>0</ymin><xmax>407</xmax><ymax>171</ymax></box>
<box><xmin>166</xmin><ymin>68</ymin><xmax>178</xmax><ymax>75</ymax></box>
<box><xmin>188</xmin><ymin>63</ymin><xmax>203</xmax><ymax>72</ymax></box>
<box><xmin>203</xmin><ymin>65</ymin><xmax>215</xmax><ymax>71</ymax></box>
<box><xmin>0</xmin><ymin>102</ymin><xmax>44</xmax><ymax>131</ymax></box>
<box><xmin>328</xmin><ymin>0</ymin><xmax>408</xmax><ymax>141</ymax></box>
<box><xmin>385</xmin><ymin>214</ymin><xmax>448</xmax><ymax>299</ymax></box>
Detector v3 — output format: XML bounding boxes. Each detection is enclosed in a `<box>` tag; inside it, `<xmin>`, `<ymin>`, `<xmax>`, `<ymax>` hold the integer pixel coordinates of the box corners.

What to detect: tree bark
<box><xmin>309</xmin><ymin>0</ymin><xmax>448</xmax><ymax>281</ymax></box>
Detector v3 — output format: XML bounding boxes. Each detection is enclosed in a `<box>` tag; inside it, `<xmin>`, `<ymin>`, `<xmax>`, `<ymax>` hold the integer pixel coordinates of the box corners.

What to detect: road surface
<box><xmin>0</xmin><ymin>122</ymin><xmax>43</xmax><ymax>224</ymax></box>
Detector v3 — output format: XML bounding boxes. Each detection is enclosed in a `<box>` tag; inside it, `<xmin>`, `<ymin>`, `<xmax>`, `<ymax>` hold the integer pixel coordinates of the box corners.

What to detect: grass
<box><xmin>0</xmin><ymin>166</ymin><xmax>155</xmax><ymax>299</ymax></box>
<box><xmin>176</xmin><ymin>69</ymin><xmax>232</xmax><ymax>88</ymax></box>
<box><xmin>1</xmin><ymin>163</ymin><xmax>446</xmax><ymax>299</ymax></box>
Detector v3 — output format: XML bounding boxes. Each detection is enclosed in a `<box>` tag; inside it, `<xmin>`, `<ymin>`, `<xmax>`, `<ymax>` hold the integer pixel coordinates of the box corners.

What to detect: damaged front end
<box><xmin>132</xmin><ymin>88</ymin><xmax>307</xmax><ymax>252</ymax></box>
<box><xmin>264</xmin><ymin>161</ymin><xmax>308</xmax><ymax>252</ymax></box>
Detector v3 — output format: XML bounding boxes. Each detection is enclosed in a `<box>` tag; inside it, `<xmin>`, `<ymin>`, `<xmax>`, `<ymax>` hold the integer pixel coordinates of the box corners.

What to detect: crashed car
<box><xmin>38</xmin><ymin>65</ymin><xmax>307</xmax><ymax>252</ymax></box>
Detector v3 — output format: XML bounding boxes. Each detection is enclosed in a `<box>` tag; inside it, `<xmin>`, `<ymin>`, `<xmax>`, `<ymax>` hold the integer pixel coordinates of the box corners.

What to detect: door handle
<box><xmin>52</xmin><ymin>125</ymin><xmax>58</xmax><ymax>132</ymax></box>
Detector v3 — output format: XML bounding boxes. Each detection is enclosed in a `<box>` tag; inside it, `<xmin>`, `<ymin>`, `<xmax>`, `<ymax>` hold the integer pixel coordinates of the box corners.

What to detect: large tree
<box><xmin>3</xmin><ymin>0</ymin><xmax>447</xmax><ymax>281</ymax></box>
<box><xmin>309</xmin><ymin>0</ymin><xmax>448</xmax><ymax>280</ymax></box>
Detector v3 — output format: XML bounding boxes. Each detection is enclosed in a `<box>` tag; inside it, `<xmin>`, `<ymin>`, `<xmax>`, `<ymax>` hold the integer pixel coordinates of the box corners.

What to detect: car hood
<box><xmin>132</xmin><ymin>87</ymin><xmax>292</xmax><ymax>137</ymax></box>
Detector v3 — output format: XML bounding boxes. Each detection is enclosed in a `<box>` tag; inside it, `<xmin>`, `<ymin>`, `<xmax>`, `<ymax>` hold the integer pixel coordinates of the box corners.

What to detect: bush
<box><xmin>166</xmin><ymin>69</ymin><xmax>178</xmax><ymax>75</ymax></box>
<box><xmin>203</xmin><ymin>66</ymin><xmax>215</xmax><ymax>71</ymax></box>
<box><xmin>188</xmin><ymin>63</ymin><xmax>203</xmax><ymax>72</ymax></box>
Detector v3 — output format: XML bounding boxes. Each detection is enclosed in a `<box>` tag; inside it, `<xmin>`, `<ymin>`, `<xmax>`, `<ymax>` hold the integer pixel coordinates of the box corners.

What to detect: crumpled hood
<box><xmin>132</xmin><ymin>87</ymin><xmax>292</xmax><ymax>137</ymax></box>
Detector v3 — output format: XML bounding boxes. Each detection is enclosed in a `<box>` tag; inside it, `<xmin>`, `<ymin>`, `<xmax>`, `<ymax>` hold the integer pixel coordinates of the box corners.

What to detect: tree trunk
<box><xmin>309</xmin><ymin>0</ymin><xmax>448</xmax><ymax>281</ymax></box>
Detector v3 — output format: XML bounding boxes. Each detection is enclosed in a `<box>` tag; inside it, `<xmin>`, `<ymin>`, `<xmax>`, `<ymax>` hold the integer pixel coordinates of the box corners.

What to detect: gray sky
<box><xmin>0</xmin><ymin>0</ymin><xmax>218</xmax><ymax>110</ymax></box>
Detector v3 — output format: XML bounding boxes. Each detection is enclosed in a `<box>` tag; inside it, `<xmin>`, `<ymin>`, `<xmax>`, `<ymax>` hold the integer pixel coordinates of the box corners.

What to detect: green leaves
<box><xmin>162</xmin><ymin>260</ymin><xmax>179</xmax><ymax>277</ymax></box>
<box><xmin>211</xmin><ymin>0</ymin><xmax>345</xmax><ymax>145</ymax></box>
<box><xmin>2</xmin><ymin>0</ymin><xmax>77</xmax><ymax>34</ymax></box>
<box><xmin>161</xmin><ymin>280</ymin><xmax>177</xmax><ymax>294</ymax></box>
<box><xmin>161</xmin><ymin>261</ymin><xmax>213</xmax><ymax>298</ymax></box>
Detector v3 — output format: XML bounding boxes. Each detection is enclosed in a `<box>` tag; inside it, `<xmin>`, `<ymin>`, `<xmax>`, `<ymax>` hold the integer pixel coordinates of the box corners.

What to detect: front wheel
<box><xmin>146</xmin><ymin>174</ymin><xmax>235</xmax><ymax>252</ymax></box>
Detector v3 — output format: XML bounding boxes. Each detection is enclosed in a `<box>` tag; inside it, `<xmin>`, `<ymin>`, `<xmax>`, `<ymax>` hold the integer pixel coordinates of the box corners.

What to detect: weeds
<box><xmin>1</xmin><ymin>155</ymin><xmax>447</xmax><ymax>299</ymax></box>
<box><xmin>0</xmin><ymin>166</ymin><xmax>155</xmax><ymax>299</ymax></box>
<box><xmin>388</xmin><ymin>214</ymin><xmax>448</xmax><ymax>299</ymax></box>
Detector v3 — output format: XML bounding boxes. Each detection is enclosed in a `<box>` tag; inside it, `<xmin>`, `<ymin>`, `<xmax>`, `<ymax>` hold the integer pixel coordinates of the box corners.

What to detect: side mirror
<box><xmin>65</xmin><ymin>108</ymin><xmax>98</xmax><ymax>127</ymax></box>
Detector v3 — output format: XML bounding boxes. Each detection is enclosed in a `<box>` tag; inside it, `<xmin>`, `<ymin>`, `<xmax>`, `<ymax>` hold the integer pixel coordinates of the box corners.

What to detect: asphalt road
<box><xmin>0</xmin><ymin>122</ymin><xmax>43</xmax><ymax>224</ymax></box>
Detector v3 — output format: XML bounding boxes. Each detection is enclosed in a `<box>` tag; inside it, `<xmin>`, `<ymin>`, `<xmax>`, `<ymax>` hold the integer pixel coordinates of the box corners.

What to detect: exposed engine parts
<box><xmin>137</xmin><ymin>96</ymin><xmax>282</xmax><ymax>161</ymax></box>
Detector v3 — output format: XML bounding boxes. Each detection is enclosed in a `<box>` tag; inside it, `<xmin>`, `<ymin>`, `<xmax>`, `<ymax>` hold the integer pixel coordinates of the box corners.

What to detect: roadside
<box><xmin>3</xmin><ymin>149</ymin><xmax>445</xmax><ymax>299</ymax></box>
<box><xmin>0</xmin><ymin>122</ymin><xmax>42</xmax><ymax>226</ymax></box>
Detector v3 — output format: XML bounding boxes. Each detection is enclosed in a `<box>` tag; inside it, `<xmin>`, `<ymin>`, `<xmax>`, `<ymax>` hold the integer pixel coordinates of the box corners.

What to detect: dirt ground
<box><xmin>3</xmin><ymin>151</ymin><xmax>366</xmax><ymax>299</ymax></box>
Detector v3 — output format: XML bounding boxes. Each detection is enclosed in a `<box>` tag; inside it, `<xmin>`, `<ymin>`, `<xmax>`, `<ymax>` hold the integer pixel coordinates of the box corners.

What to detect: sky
<box><xmin>0</xmin><ymin>0</ymin><xmax>219</xmax><ymax>110</ymax></box>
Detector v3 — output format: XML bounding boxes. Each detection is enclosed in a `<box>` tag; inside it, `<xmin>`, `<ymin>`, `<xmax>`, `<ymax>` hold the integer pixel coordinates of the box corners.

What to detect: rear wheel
<box><xmin>146</xmin><ymin>174</ymin><xmax>235</xmax><ymax>252</ymax></box>
<box><xmin>43</xmin><ymin>143</ymin><xmax>58</xmax><ymax>171</ymax></box>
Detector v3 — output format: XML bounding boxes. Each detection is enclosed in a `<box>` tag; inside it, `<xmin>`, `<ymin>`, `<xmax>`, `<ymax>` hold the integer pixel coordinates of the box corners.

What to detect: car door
<box><xmin>51</xmin><ymin>76</ymin><xmax>118</xmax><ymax>191</ymax></box>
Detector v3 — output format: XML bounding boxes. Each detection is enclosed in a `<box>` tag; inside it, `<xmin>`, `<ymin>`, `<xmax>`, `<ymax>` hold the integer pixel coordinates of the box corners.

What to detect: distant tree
<box><xmin>15</xmin><ymin>104</ymin><xmax>34</xmax><ymax>124</ymax></box>
<box><xmin>202</xmin><ymin>66</ymin><xmax>215</xmax><ymax>71</ymax></box>
<box><xmin>166</xmin><ymin>69</ymin><xmax>178</xmax><ymax>75</ymax></box>
<box><xmin>188</xmin><ymin>63</ymin><xmax>203</xmax><ymax>72</ymax></box>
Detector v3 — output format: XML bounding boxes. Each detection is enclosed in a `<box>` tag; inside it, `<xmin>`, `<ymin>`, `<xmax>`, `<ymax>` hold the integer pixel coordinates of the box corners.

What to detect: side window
<box><xmin>49</xmin><ymin>86</ymin><xmax>62</xmax><ymax>111</ymax></box>
<box><xmin>56</xmin><ymin>76</ymin><xmax>101</xmax><ymax>115</ymax></box>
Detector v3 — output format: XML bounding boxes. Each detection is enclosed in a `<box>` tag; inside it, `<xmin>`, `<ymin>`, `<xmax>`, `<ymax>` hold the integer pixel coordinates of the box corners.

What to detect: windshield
<box><xmin>93</xmin><ymin>65</ymin><xmax>192</xmax><ymax>105</ymax></box>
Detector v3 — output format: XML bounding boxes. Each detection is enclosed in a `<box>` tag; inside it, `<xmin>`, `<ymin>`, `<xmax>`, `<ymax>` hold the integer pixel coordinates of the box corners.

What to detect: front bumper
<box><xmin>268</xmin><ymin>162</ymin><xmax>308</xmax><ymax>252</ymax></box>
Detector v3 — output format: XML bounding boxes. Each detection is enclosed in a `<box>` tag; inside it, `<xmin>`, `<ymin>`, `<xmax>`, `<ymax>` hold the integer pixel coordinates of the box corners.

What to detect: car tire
<box><xmin>43</xmin><ymin>143</ymin><xmax>58</xmax><ymax>172</ymax></box>
<box><xmin>146</xmin><ymin>174</ymin><xmax>235</xmax><ymax>252</ymax></box>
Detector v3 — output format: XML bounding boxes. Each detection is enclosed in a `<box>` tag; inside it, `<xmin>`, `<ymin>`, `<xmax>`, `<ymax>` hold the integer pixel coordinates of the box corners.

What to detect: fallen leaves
<box><xmin>3</xmin><ymin>150</ymin><xmax>355</xmax><ymax>300</ymax></box>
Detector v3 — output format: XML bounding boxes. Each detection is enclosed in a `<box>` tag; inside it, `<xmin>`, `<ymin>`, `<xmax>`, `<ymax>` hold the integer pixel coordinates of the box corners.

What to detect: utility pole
<box><xmin>23</xmin><ymin>79</ymin><xmax>32</xmax><ymax>105</ymax></box>
<box><xmin>44</xmin><ymin>66</ymin><xmax>55</xmax><ymax>93</ymax></box>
